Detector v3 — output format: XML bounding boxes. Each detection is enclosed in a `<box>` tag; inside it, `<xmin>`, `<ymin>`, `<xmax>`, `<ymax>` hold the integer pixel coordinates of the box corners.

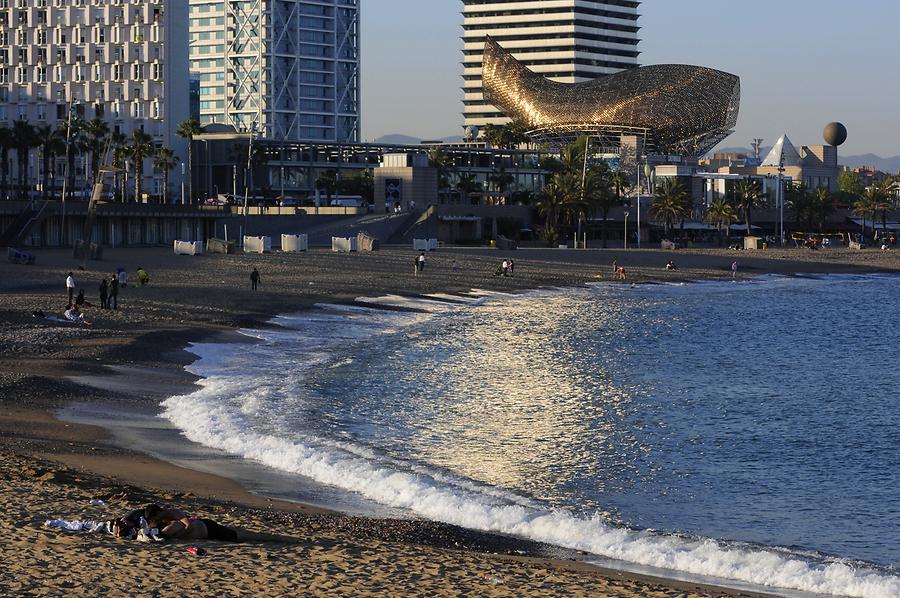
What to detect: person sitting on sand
<box><xmin>75</xmin><ymin>289</ymin><xmax>94</xmax><ymax>308</ymax></box>
<box><xmin>122</xmin><ymin>504</ymin><xmax>291</xmax><ymax>543</ymax></box>
<box><xmin>64</xmin><ymin>304</ymin><xmax>92</xmax><ymax>327</ymax></box>
<box><xmin>616</xmin><ymin>266</ymin><xmax>626</xmax><ymax>280</ymax></box>
<box><xmin>136</xmin><ymin>267</ymin><xmax>150</xmax><ymax>286</ymax></box>
<box><xmin>665</xmin><ymin>260</ymin><xmax>677</xmax><ymax>271</ymax></box>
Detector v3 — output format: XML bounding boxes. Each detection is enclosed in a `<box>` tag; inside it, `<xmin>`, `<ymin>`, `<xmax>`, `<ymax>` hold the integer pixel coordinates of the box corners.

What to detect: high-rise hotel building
<box><xmin>462</xmin><ymin>0</ymin><xmax>641</xmax><ymax>129</ymax></box>
<box><xmin>0</xmin><ymin>0</ymin><xmax>189</xmax><ymax>198</ymax></box>
<box><xmin>189</xmin><ymin>0</ymin><xmax>360</xmax><ymax>143</ymax></box>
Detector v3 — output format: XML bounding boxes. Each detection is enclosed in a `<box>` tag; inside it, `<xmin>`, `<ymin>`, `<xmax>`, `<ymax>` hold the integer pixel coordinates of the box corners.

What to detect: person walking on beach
<box><xmin>136</xmin><ymin>267</ymin><xmax>150</xmax><ymax>286</ymax></box>
<box><xmin>508</xmin><ymin>259</ymin><xmax>515</xmax><ymax>275</ymax></box>
<box><xmin>731</xmin><ymin>261</ymin><xmax>738</xmax><ymax>279</ymax></box>
<box><xmin>612</xmin><ymin>260</ymin><xmax>618</xmax><ymax>274</ymax></box>
<box><xmin>66</xmin><ymin>272</ymin><xmax>76</xmax><ymax>305</ymax></box>
<box><xmin>99</xmin><ymin>278</ymin><xmax>108</xmax><ymax>309</ymax></box>
<box><xmin>250</xmin><ymin>268</ymin><xmax>261</xmax><ymax>291</ymax></box>
<box><xmin>118</xmin><ymin>268</ymin><xmax>127</xmax><ymax>289</ymax></box>
<box><xmin>417</xmin><ymin>252</ymin><xmax>426</xmax><ymax>273</ymax></box>
<box><xmin>108</xmin><ymin>274</ymin><xmax>119</xmax><ymax>310</ymax></box>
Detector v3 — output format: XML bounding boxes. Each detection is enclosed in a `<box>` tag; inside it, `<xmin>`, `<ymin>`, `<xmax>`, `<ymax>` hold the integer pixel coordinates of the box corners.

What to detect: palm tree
<box><xmin>609</xmin><ymin>169</ymin><xmax>629</xmax><ymax>204</ymax></box>
<box><xmin>59</xmin><ymin>116</ymin><xmax>84</xmax><ymax>203</ymax></box>
<box><xmin>109</xmin><ymin>132</ymin><xmax>128</xmax><ymax>202</ymax></box>
<box><xmin>153</xmin><ymin>147</ymin><xmax>179</xmax><ymax>204</ymax></box>
<box><xmin>176</xmin><ymin>119</ymin><xmax>202</xmax><ymax>204</ymax></box>
<box><xmin>315</xmin><ymin>168</ymin><xmax>338</xmax><ymax>206</ymax></box>
<box><xmin>12</xmin><ymin>120</ymin><xmax>37</xmax><ymax>201</ymax></box>
<box><xmin>735</xmin><ymin>179</ymin><xmax>763</xmax><ymax>236</ymax></box>
<box><xmin>649</xmin><ymin>177</ymin><xmax>691</xmax><ymax>238</ymax></box>
<box><xmin>486</xmin><ymin>166</ymin><xmax>515</xmax><ymax>202</ymax></box>
<box><xmin>559</xmin><ymin>136</ymin><xmax>587</xmax><ymax>174</ymax></box>
<box><xmin>583</xmin><ymin>164</ymin><xmax>615</xmax><ymax>247</ymax></box>
<box><xmin>876</xmin><ymin>177</ymin><xmax>895</xmax><ymax>235</ymax></box>
<box><xmin>812</xmin><ymin>186</ymin><xmax>835</xmax><ymax>233</ymax></box>
<box><xmin>481</xmin><ymin>121</ymin><xmax>528</xmax><ymax>149</ymax></box>
<box><xmin>81</xmin><ymin>118</ymin><xmax>109</xmax><ymax>184</ymax></box>
<box><xmin>127</xmin><ymin>130</ymin><xmax>154</xmax><ymax>203</ymax></box>
<box><xmin>852</xmin><ymin>190</ymin><xmax>877</xmax><ymax>239</ymax></box>
<box><xmin>34</xmin><ymin>125</ymin><xmax>65</xmax><ymax>202</ymax></box>
<box><xmin>537</xmin><ymin>177</ymin><xmax>568</xmax><ymax>246</ymax></box>
<box><xmin>455</xmin><ymin>173</ymin><xmax>482</xmax><ymax>205</ymax></box>
<box><xmin>786</xmin><ymin>182</ymin><xmax>809</xmax><ymax>229</ymax></box>
<box><xmin>0</xmin><ymin>125</ymin><xmax>13</xmax><ymax>200</ymax></box>
<box><xmin>427</xmin><ymin>146</ymin><xmax>454</xmax><ymax>199</ymax></box>
<box><xmin>704</xmin><ymin>197</ymin><xmax>737</xmax><ymax>246</ymax></box>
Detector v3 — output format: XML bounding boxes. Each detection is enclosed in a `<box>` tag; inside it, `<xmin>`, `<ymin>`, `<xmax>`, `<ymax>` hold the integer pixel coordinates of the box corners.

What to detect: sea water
<box><xmin>162</xmin><ymin>276</ymin><xmax>900</xmax><ymax>597</ymax></box>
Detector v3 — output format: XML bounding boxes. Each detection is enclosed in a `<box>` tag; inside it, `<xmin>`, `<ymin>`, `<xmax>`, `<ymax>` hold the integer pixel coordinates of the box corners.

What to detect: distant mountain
<box><xmin>838</xmin><ymin>154</ymin><xmax>900</xmax><ymax>172</ymax></box>
<box><xmin>712</xmin><ymin>146</ymin><xmax>900</xmax><ymax>173</ymax></box>
<box><xmin>373</xmin><ymin>134</ymin><xmax>464</xmax><ymax>145</ymax></box>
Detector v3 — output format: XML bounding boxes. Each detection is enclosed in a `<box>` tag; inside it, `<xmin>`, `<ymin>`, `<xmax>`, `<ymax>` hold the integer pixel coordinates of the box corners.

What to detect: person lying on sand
<box><xmin>64</xmin><ymin>304</ymin><xmax>92</xmax><ymax>327</ymax></box>
<box><xmin>113</xmin><ymin>504</ymin><xmax>292</xmax><ymax>543</ymax></box>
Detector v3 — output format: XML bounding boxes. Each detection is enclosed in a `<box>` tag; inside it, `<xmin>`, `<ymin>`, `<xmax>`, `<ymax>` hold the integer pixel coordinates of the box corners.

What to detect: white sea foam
<box><xmin>161</xmin><ymin>295</ymin><xmax>900</xmax><ymax>598</ymax></box>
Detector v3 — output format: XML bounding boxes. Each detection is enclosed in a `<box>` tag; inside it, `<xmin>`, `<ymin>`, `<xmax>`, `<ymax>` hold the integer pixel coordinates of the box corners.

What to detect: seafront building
<box><xmin>461</xmin><ymin>0</ymin><xmax>642</xmax><ymax>129</ymax></box>
<box><xmin>188</xmin><ymin>0</ymin><xmax>360</xmax><ymax>143</ymax></box>
<box><xmin>0</xmin><ymin>0</ymin><xmax>189</xmax><ymax>200</ymax></box>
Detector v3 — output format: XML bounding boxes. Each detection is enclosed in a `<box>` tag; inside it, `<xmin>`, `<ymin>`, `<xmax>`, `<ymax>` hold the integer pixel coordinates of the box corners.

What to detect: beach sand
<box><xmin>2</xmin><ymin>244</ymin><xmax>897</xmax><ymax>597</ymax></box>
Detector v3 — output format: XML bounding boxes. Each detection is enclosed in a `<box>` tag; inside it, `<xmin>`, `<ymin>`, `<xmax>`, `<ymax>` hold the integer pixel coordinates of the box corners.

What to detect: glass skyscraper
<box><xmin>189</xmin><ymin>0</ymin><xmax>360</xmax><ymax>142</ymax></box>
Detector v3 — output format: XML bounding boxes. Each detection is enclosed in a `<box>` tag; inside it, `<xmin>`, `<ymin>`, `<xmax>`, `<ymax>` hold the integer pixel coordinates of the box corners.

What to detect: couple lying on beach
<box><xmin>111</xmin><ymin>504</ymin><xmax>290</xmax><ymax>543</ymax></box>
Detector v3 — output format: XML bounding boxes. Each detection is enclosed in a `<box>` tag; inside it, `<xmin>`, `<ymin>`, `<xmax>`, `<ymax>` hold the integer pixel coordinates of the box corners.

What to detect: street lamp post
<box><xmin>778</xmin><ymin>166</ymin><xmax>785</xmax><ymax>246</ymax></box>
<box><xmin>59</xmin><ymin>99</ymin><xmax>77</xmax><ymax>246</ymax></box>
<box><xmin>624</xmin><ymin>211</ymin><xmax>629</xmax><ymax>250</ymax></box>
<box><xmin>180</xmin><ymin>162</ymin><xmax>186</xmax><ymax>205</ymax></box>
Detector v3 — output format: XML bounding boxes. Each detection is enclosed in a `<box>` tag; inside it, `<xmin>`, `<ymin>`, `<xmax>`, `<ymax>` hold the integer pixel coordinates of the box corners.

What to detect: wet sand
<box><xmin>2</xmin><ymin>244</ymin><xmax>897</xmax><ymax>596</ymax></box>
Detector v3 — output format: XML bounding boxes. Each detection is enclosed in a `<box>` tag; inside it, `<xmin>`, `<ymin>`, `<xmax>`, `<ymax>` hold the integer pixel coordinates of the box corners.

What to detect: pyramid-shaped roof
<box><xmin>761</xmin><ymin>134</ymin><xmax>802</xmax><ymax>167</ymax></box>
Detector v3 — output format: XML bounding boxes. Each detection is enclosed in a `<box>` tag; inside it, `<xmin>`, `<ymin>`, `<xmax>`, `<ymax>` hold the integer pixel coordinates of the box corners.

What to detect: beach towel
<box><xmin>44</xmin><ymin>519</ymin><xmax>112</xmax><ymax>534</ymax></box>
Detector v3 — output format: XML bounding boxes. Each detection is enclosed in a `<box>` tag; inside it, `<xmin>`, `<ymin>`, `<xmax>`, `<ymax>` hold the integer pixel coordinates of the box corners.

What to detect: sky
<box><xmin>361</xmin><ymin>0</ymin><xmax>900</xmax><ymax>156</ymax></box>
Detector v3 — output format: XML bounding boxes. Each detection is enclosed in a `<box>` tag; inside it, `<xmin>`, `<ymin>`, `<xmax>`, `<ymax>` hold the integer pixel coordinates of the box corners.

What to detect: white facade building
<box><xmin>189</xmin><ymin>0</ymin><xmax>360</xmax><ymax>143</ymax></box>
<box><xmin>0</xmin><ymin>0</ymin><xmax>189</xmax><ymax>201</ymax></box>
<box><xmin>462</xmin><ymin>0</ymin><xmax>641</xmax><ymax>129</ymax></box>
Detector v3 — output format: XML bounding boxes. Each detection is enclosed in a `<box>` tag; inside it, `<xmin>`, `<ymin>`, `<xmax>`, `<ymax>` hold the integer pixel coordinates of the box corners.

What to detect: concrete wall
<box><xmin>374</xmin><ymin>167</ymin><xmax>438</xmax><ymax>213</ymax></box>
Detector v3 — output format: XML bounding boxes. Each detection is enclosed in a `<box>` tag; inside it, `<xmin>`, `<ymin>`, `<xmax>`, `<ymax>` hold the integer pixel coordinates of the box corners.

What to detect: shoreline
<box><xmin>4</xmin><ymin>246</ymin><xmax>900</xmax><ymax>596</ymax></box>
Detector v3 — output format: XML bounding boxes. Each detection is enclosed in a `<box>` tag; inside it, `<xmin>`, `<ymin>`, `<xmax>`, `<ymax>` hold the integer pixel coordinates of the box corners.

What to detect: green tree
<box><xmin>735</xmin><ymin>179</ymin><xmax>764</xmax><ymax>236</ymax></box>
<box><xmin>455</xmin><ymin>173</ymin><xmax>482</xmax><ymax>204</ymax></box>
<box><xmin>176</xmin><ymin>119</ymin><xmax>202</xmax><ymax>204</ymax></box>
<box><xmin>704</xmin><ymin>197</ymin><xmax>737</xmax><ymax>246</ymax></box>
<box><xmin>34</xmin><ymin>125</ymin><xmax>65</xmax><ymax>202</ymax></box>
<box><xmin>811</xmin><ymin>186</ymin><xmax>835</xmax><ymax>233</ymax></box>
<box><xmin>427</xmin><ymin>146</ymin><xmax>454</xmax><ymax>196</ymax></box>
<box><xmin>82</xmin><ymin>118</ymin><xmax>109</xmax><ymax>184</ymax></box>
<box><xmin>315</xmin><ymin>169</ymin><xmax>338</xmax><ymax>205</ymax></box>
<box><xmin>337</xmin><ymin>169</ymin><xmax>375</xmax><ymax>203</ymax></box>
<box><xmin>537</xmin><ymin>177</ymin><xmax>568</xmax><ymax>246</ymax></box>
<box><xmin>482</xmin><ymin>121</ymin><xmax>528</xmax><ymax>149</ymax></box>
<box><xmin>852</xmin><ymin>189</ymin><xmax>878</xmax><ymax>239</ymax></box>
<box><xmin>583</xmin><ymin>163</ymin><xmax>615</xmax><ymax>247</ymax></box>
<box><xmin>838</xmin><ymin>170</ymin><xmax>864</xmax><ymax>196</ymax></box>
<box><xmin>153</xmin><ymin>147</ymin><xmax>179</xmax><ymax>204</ymax></box>
<box><xmin>12</xmin><ymin>120</ymin><xmax>37</xmax><ymax>201</ymax></box>
<box><xmin>649</xmin><ymin>177</ymin><xmax>691</xmax><ymax>238</ymax></box>
<box><xmin>110</xmin><ymin>132</ymin><xmax>128</xmax><ymax>202</ymax></box>
<box><xmin>0</xmin><ymin>125</ymin><xmax>13</xmax><ymax>200</ymax></box>
<box><xmin>127</xmin><ymin>130</ymin><xmax>154</xmax><ymax>203</ymax></box>
<box><xmin>876</xmin><ymin>177</ymin><xmax>895</xmax><ymax>235</ymax></box>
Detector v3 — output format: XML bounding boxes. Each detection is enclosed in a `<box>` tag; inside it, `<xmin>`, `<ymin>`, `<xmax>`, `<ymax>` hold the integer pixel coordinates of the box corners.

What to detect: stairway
<box><xmin>0</xmin><ymin>201</ymin><xmax>51</xmax><ymax>247</ymax></box>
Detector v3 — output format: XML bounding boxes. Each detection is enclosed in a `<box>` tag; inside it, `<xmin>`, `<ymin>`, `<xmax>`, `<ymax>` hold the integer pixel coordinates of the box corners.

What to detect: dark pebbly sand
<box><xmin>2</xmin><ymin>244</ymin><xmax>897</xmax><ymax>597</ymax></box>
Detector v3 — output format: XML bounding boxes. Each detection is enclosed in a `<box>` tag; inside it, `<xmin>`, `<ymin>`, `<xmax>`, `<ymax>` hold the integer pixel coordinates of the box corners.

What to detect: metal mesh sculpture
<box><xmin>481</xmin><ymin>37</ymin><xmax>740</xmax><ymax>156</ymax></box>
